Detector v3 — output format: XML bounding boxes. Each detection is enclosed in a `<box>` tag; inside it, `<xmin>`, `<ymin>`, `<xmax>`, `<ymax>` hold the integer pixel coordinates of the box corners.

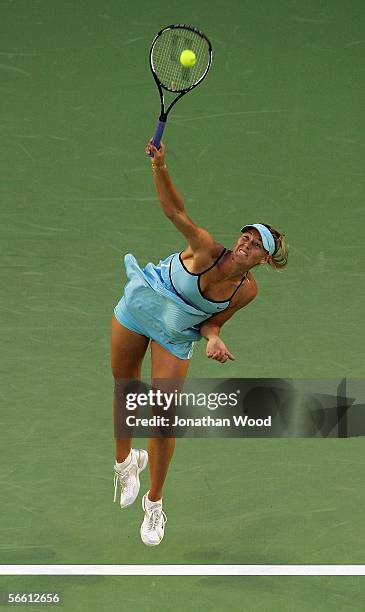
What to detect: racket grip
<box><xmin>149</xmin><ymin>119</ymin><xmax>166</xmax><ymax>156</ymax></box>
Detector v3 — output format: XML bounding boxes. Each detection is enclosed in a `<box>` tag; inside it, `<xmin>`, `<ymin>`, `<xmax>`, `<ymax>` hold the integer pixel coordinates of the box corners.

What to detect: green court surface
<box><xmin>1</xmin><ymin>0</ymin><xmax>365</xmax><ymax>610</ymax></box>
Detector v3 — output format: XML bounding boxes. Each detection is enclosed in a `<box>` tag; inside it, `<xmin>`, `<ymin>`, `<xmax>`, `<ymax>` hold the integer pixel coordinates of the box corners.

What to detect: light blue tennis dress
<box><xmin>114</xmin><ymin>248</ymin><xmax>246</xmax><ymax>360</ymax></box>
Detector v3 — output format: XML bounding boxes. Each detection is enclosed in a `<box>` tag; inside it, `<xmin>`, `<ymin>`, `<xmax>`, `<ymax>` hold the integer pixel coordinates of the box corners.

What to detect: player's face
<box><xmin>232</xmin><ymin>229</ymin><xmax>268</xmax><ymax>267</ymax></box>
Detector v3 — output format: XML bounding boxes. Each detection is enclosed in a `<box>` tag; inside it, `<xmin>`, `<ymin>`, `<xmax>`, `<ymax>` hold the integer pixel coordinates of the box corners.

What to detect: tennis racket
<box><xmin>149</xmin><ymin>23</ymin><xmax>212</xmax><ymax>154</ymax></box>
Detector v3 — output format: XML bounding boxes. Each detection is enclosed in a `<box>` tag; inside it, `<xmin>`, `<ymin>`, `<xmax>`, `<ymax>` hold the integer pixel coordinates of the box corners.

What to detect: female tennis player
<box><xmin>111</xmin><ymin>140</ymin><xmax>288</xmax><ymax>546</ymax></box>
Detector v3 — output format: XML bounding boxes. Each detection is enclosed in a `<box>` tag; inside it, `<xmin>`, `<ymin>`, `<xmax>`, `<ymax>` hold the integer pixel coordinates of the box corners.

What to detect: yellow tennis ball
<box><xmin>180</xmin><ymin>49</ymin><xmax>196</xmax><ymax>68</ymax></box>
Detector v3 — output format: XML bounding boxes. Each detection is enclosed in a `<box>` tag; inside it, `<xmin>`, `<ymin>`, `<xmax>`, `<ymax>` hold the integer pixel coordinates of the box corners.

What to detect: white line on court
<box><xmin>1</xmin><ymin>566</ymin><xmax>365</xmax><ymax>576</ymax></box>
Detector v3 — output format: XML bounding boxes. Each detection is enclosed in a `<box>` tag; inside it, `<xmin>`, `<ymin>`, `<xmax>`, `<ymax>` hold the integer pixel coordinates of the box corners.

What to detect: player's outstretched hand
<box><xmin>145</xmin><ymin>140</ymin><xmax>166</xmax><ymax>167</ymax></box>
<box><xmin>206</xmin><ymin>337</ymin><xmax>235</xmax><ymax>364</ymax></box>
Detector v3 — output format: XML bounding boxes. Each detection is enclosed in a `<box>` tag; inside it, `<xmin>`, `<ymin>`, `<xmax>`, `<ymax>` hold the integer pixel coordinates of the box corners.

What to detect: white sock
<box><xmin>115</xmin><ymin>450</ymin><xmax>132</xmax><ymax>470</ymax></box>
<box><xmin>146</xmin><ymin>491</ymin><xmax>162</xmax><ymax>508</ymax></box>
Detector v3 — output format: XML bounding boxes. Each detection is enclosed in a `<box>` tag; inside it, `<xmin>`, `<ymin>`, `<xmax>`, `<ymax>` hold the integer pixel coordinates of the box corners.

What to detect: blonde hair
<box><xmin>261</xmin><ymin>223</ymin><xmax>288</xmax><ymax>269</ymax></box>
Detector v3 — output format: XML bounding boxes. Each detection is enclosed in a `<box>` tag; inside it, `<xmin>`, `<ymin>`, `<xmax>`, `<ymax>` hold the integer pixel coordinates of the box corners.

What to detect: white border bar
<box><xmin>1</xmin><ymin>565</ymin><xmax>365</xmax><ymax>576</ymax></box>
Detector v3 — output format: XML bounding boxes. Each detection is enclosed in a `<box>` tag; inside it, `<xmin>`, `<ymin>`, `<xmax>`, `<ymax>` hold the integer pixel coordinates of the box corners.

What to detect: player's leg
<box><xmin>111</xmin><ymin>313</ymin><xmax>150</xmax><ymax>461</ymax></box>
<box><xmin>148</xmin><ymin>341</ymin><xmax>190</xmax><ymax>501</ymax></box>
<box><xmin>111</xmin><ymin>313</ymin><xmax>150</xmax><ymax>508</ymax></box>
<box><xmin>140</xmin><ymin>340</ymin><xmax>190</xmax><ymax>546</ymax></box>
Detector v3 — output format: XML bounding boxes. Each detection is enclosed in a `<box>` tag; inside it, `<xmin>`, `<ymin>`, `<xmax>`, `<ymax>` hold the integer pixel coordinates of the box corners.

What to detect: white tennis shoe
<box><xmin>113</xmin><ymin>449</ymin><xmax>148</xmax><ymax>509</ymax></box>
<box><xmin>140</xmin><ymin>492</ymin><xmax>167</xmax><ymax>546</ymax></box>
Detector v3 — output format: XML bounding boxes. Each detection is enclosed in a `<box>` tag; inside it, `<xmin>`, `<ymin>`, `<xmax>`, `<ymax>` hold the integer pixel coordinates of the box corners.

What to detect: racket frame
<box><xmin>149</xmin><ymin>23</ymin><xmax>212</xmax><ymax>150</ymax></box>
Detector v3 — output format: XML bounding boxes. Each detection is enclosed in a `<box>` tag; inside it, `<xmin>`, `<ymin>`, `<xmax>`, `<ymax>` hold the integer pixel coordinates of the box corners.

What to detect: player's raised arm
<box><xmin>145</xmin><ymin>140</ymin><xmax>214</xmax><ymax>252</ymax></box>
<box><xmin>145</xmin><ymin>141</ymin><xmax>182</xmax><ymax>218</ymax></box>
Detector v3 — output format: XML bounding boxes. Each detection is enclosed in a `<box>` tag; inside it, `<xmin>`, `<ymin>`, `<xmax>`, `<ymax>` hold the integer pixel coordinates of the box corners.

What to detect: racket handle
<box><xmin>149</xmin><ymin>118</ymin><xmax>166</xmax><ymax>156</ymax></box>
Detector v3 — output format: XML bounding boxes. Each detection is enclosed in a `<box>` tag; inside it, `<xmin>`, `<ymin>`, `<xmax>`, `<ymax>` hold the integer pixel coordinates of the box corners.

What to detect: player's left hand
<box><xmin>206</xmin><ymin>337</ymin><xmax>235</xmax><ymax>364</ymax></box>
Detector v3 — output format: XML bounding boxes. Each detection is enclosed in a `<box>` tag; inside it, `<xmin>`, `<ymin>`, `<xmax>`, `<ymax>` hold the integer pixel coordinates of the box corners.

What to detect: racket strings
<box><xmin>151</xmin><ymin>28</ymin><xmax>210</xmax><ymax>92</ymax></box>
